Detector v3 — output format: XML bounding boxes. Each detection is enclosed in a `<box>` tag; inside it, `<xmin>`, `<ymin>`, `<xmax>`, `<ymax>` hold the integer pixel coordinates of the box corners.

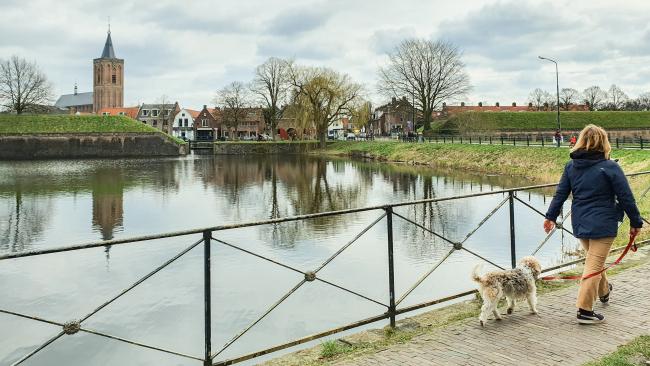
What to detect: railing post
<box><xmin>508</xmin><ymin>192</ymin><xmax>516</xmax><ymax>269</ymax></box>
<box><xmin>489</xmin><ymin>136</ymin><xmax>492</xmax><ymax>144</ymax></box>
<box><xmin>542</xmin><ymin>136</ymin><xmax>545</xmax><ymax>147</ymax></box>
<box><xmin>641</xmin><ymin>137</ymin><xmax>644</xmax><ymax>150</ymax></box>
<box><xmin>501</xmin><ymin>136</ymin><xmax>504</xmax><ymax>145</ymax></box>
<box><xmin>616</xmin><ymin>137</ymin><xmax>619</xmax><ymax>149</ymax></box>
<box><xmin>385</xmin><ymin>207</ymin><xmax>396</xmax><ymax>328</ymax></box>
<box><xmin>203</xmin><ymin>230</ymin><xmax>212</xmax><ymax>366</ymax></box>
<box><xmin>526</xmin><ymin>135</ymin><xmax>530</xmax><ymax>146</ymax></box>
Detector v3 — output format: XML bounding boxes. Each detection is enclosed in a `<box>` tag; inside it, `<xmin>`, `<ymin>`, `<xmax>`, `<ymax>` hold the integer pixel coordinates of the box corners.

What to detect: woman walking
<box><xmin>544</xmin><ymin>125</ymin><xmax>643</xmax><ymax>324</ymax></box>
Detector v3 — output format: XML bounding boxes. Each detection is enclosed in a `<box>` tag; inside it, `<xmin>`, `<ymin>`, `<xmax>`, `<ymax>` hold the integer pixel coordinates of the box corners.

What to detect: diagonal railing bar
<box><xmin>644</xmin><ymin>217</ymin><xmax>650</xmax><ymax>226</ymax></box>
<box><xmin>212</xmin><ymin>237</ymin><xmax>387</xmax><ymax>308</ymax></box>
<box><xmin>514</xmin><ymin>196</ymin><xmax>574</xmax><ymax>236</ymax></box>
<box><xmin>0</xmin><ymin>309</ymin><xmax>203</xmax><ymax>362</ymax></box>
<box><xmin>212</xmin><ymin>280</ymin><xmax>306</xmax><ymax>358</ymax></box>
<box><xmin>212</xmin><ymin>237</ymin><xmax>304</xmax><ymax>276</ymax></box>
<box><xmin>460</xmin><ymin>247</ymin><xmax>506</xmax><ymax>270</ymax></box>
<box><xmin>10</xmin><ymin>237</ymin><xmax>205</xmax><ymax>365</ymax></box>
<box><xmin>459</xmin><ymin>196</ymin><xmax>509</xmax><ymax>244</ymax></box>
<box><xmin>392</xmin><ymin>212</ymin><xmax>457</xmax><ymax>246</ymax></box>
<box><xmin>395</xmin><ymin>248</ymin><xmax>455</xmax><ymax>306</ymax></box>
<box><xmin>531</xmin><ymin>208</ymin><xmax>573</xmax><ymax>256</ymax></box>
<box><xmin>314</xmin><ymin>213</ymin><xmax>386</xmax><ymax>273</ymax></box>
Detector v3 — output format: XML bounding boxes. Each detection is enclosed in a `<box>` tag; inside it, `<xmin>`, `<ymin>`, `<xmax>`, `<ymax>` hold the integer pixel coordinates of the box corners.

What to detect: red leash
<box><xmin>541</xmin><ymin>232</ymin><xmax>638</xmax><ymax>281</ymax></box>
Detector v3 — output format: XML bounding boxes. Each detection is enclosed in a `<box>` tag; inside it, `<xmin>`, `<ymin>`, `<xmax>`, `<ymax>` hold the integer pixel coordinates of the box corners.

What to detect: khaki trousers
<box><xmin>576</xmin><ymin>237</ymin><xmax>615</xmax><ymax>311</ymax></box>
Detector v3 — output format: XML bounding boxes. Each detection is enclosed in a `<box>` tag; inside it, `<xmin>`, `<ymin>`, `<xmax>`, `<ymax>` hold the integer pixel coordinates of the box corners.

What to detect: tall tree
<box><xmin>288</xmin><ymin>65</ymin><xmax>363</xmax><ymax>147</ymax></box>
<box><xmin>583</xmin><ymin>86</ymin><xmax>607</xmax><ymax>111</ymax></box>
<box><xmin>637</xmin><ymin>92</ymin><xmax>650</xmax><ymax>111</ymax></box>
<box><xmin>217</xmin><ymin>81</ymin><xmax>250</xmax><ymax>140</ymax></box>
<box><xmin>251</xmin><ymin>57</ymin><xmax>291</xmax><ymax>140</ymax></box>
<box><xmin>378</xmin><ymin>39</ymin><xmax>471</xmax><ymax>132</ymax></box>
<box><xmin>607</xmin><ymin>84</ymin><xmax>628</xmax><ymax>110</ymax></box>
<box><xmin>528</xmin><ymin>88</ymin><xmax>552</xmax><ymax>110</ymax></box>
<box><xmin>0</xmin><ymin>55</ymin><xmax>53</xmax><ymax>114</ymax></box>
<box><xmin>349</xmin><ymin>100</ymin><xmax>372</xmax><ymax>131</ymax></box>
<box><xmin>559</xmin><ymin>88</ymin><xmax>581</xmax><ymax>110</ymax></box>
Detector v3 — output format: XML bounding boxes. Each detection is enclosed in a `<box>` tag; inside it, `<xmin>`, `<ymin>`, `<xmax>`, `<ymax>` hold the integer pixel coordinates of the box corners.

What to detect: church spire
<box><xmin>100</xmin><ymin>22</ymin><xmax>116</xmax><ymax>59</ymax></box>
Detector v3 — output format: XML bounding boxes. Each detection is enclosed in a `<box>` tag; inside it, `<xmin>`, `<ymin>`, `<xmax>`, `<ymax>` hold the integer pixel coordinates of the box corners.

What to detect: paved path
<box><xmin>333</xmin><ymin>261</ymin><xmax>650</xmax><ymax>366</ymax></box>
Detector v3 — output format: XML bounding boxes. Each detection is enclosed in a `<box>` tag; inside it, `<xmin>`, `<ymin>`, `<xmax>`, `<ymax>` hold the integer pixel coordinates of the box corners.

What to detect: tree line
<box><xmin>528</xmin><ymin>85</ymin><xmax>650</xmax><ymax>111</ymax></box>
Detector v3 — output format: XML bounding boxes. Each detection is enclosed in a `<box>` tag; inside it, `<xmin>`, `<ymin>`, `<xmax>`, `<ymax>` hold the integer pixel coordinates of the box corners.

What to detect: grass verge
<box><xmin>583</xmin><ymin>335</ymin><xmax>650</xmax><ymax>366</ymax></box>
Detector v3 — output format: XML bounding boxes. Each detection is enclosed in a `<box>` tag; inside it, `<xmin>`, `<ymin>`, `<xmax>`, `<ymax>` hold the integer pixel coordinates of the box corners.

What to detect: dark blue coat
<box><xmin>545</xmin><ymin>151</ymin><xmax>643</xmax><ymax>239</ymax></box>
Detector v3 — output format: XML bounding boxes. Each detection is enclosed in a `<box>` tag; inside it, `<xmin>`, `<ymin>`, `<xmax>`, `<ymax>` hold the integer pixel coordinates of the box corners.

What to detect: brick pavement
<box><xmin>332</xmin><ymin>261</ymin><xmax>650</xmax><ymax>366</ymax></box>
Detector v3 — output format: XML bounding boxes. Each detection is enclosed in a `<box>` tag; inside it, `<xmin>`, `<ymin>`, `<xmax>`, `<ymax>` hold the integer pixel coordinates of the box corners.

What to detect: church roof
<box><xmin>55</xmin><ymin>92</ymin><xmax>93</xmax><ymax>108</ymax></box>
<box><xmin>101</xmin><ymin>32</ymin><xmax>116</xmax><ymax>59</ymax></box>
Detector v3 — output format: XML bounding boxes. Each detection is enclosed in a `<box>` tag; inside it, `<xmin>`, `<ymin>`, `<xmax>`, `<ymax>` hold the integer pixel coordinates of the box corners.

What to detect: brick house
<box><xmin>97</xmin><ymin>106</ymin><xmax>140</xmax><ymax>119</ymax></box>
<box><xmin>370</xmin><ymin>97</ymin><xmax>418</xmax><ymax>136</ymax></box>
<box><xmin>194</xmin><ymin>105</ymin><xmax>221</xmax><ymax>140</ymax></box>
<box><xmin>136</xmin><ymin>102</ymin><xmax>180</xmax><ymax>134</ymax></box>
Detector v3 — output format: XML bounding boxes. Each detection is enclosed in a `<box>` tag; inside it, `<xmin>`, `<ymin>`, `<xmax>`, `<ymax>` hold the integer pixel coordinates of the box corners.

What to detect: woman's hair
<box><xmin>571</xmin><ymin>124</ymin><xmax>612</xmax><ymax>158</ymax></box>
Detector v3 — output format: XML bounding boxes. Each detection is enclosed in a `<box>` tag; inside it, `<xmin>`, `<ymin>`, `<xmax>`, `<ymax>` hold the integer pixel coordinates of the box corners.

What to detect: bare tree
<box><xmin>560</xmin><ymin>88</ymin><xmax>581</xmax><ymax>110</ymax></box>
<box><xmin>217</xmin><ymin>81</ymin><xmax>250</xmax><ymax>140</ymax></box>
<box><xmin>378</xmin><ymin>39</ymin><xmax>471</xmax><ymax>131</ymax></box>
<box><xmin>583</xmin><ymin>86</ymin><xmax>607</xmax><ymax>111</ymax></box>
<box><xmin>637</xmin><ymin>92</ymin><xmax>650</xmax><ymax>111</ymax></box>
<box><xmin>0</xmin><ymin>55</ymin><xmax>53</xmax><ymax>114</ymax></box>
<box><xmin>528</xmin><ymin>88</ymin><xmax>552</xmax><ymax>110</ymax></box>
<box><xmin>288</xmin><ymin>65</ymin><xmax>363</xmax><ymax>147</ymax></box>
<box><xmin>606</xmin><ymin>84</ymin><xmax>628</xmax><ymax>110</ymax></box>
<box><xmin>251</xmin><ymin>57</ymin><xmax>291</xmax><ymax>140</ymax></box>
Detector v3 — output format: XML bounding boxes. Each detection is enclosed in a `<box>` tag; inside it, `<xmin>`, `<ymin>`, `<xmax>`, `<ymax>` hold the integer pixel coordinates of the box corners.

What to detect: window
<box><xmin>152</xmin><ymin>109</ymin><xmax>159</xmax><ymax>117</ymax></box>
<box><xmin>102</xmin><ymin>112</ymin><xmax>110</xmax><ymax>116</ymax></box>
<box><xmin>184</xmin><ymin>118</ymin><xmax>188</xmax><ymax>127</ymax></box>
<box><xmin>164</xmin><ymin>109</ymin><xmax>170</xmax><ymax>116</ymax></box>
<box><xmin>202</xmin><ymin>119</ymin><xmax>208</xmax><ymax>127</ymax></box>
<box><xmin>142</xmin><ymin>109</ymin><xmax>149</xmax><ymax>116</ymax></box>
<box><xmin>181</xmin><ymin>113</ymin><xmax>185</xmax><ymax>117</ymax></box>
<box><xmin>112</xmin><ymin>74</ymin><xmax>116</xmax><ymax>84</ymax></box>
<box><xmin>118</xmin><ymin>112</ymin><xmax>125</xmax><ymax>116</ymax></box>
<box><xmin>153</xmin><ymin>120</ymin><xmax>158</xmax><ymax>126</ymax></box>
<box><xmin>141</xmin><ymin>120</ymin><xmax>146</xmax><ymax>123</ymax></box>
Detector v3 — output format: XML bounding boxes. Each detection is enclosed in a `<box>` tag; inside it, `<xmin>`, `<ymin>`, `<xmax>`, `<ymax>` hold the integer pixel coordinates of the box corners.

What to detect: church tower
<box><xmin>93</xmin><ymin>27</ymin><xmax>124</xmax><ymax>113</ymax></box>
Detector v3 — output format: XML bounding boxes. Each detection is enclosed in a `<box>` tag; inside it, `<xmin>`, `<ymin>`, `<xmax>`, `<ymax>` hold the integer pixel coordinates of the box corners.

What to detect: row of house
<box><xmin>97</xmin><ymin>103</ymin><xmax>267</xmax><ymax>140</ymax></box>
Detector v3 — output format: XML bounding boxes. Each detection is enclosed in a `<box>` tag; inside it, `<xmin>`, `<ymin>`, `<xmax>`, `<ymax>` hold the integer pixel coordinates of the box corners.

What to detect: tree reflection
<box><xmin>0</xmin><ymin>190</ymin><xmax>53</xmax><ymax>253</ymax></box>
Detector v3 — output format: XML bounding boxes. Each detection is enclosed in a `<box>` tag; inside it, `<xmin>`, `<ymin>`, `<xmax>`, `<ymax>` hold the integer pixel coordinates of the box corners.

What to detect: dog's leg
<box><xmin>526</xmin><ymin>291</ymin><xmax>539</xmax><ymax>315</ymax></box>
<box><xmin>492</xmin><ymin>305</ymin><xmax>502</xmax><ymax>321</ymax></box>
<box><xmin>479</xmin><ymin>301</ymin><xmax>491</xmax><ymax>327</ymax></box>
<box><xmin>506</xmin><ymin>297</ymin><xmax>516</xmax><ymax>315</ymax></box>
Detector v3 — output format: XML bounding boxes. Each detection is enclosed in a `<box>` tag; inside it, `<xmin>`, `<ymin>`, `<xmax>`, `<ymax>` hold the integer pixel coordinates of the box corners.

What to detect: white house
<box><xmin>172</xmin><ymin>109</ymin><xmax>199</xmax><ymax>140</ymax></box>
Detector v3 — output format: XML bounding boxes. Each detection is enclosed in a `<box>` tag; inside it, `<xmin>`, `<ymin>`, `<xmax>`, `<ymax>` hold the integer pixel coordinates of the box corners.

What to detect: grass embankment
<box><xmin>436</xmin><ymin>111</ymin><xmax>650</xmax><ymax>133</ymax></box>
<box><xmin>322</xmin><ymin>141</ymin><xmax>650</xmax><ymax>183</ymax></box>
<box><xmin>584</xmin><ymin>335</ymin><xmax>650</xmax><ymax>366</ymax></box>
<box><xmin>0</xmin><ymin>115</ymin><xmax>186</xmax><ymax>144</ymax></box>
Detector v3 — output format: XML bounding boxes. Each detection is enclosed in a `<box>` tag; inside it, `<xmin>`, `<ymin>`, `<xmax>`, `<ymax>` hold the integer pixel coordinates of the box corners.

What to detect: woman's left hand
<box><xmin>543</xmin><ymin>219</ymin><xmax>556</xmax><ymax>233</ymax></box>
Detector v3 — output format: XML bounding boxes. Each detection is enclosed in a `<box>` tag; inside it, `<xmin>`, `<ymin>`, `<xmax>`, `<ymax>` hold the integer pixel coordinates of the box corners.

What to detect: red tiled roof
<box><xmin>97</xmin><ymin>106</ymin><xmax>140</xmax><ymax>119</ymax></box>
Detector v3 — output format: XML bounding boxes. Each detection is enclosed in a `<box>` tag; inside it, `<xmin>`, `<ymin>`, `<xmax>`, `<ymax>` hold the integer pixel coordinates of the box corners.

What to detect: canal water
<box><xmin>0</xmin><ymin>154</ymin><xmax>576</xmax><ymax>365</ymax></box>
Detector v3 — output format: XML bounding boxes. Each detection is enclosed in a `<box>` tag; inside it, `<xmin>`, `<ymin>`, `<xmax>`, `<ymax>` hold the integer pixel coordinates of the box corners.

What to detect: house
<box><xmin>54</xmin><ymin>85</ymin><xmax>94</xmax><ymax>114</ymax></box>
<box><xmin>172</xmin><ymin>108</ymin><xmax>199</xmax><ymax>140</ymax></box>
<box><xmin>97</xmin><ymin>106</ymin><xmax>140</xmax><ymax>119</ymax></box>
<box><xmin>370</xmin><ymin>97</ymin><xmax>418</xmax><ymax>136</ymax></box>
<box><xmin>194</xmin><ymin>105</ymin><xmax>221</xmax><ymax>140</ymax></box>
<box><xmin>136</xmin><ymin>102</ymin><xmax>180</xmax><ymax>134</ymax></box>
<box><xmin>232</xmin><ymin>108</ymin><xmax>265</xmax><ymax>139</ymax></box>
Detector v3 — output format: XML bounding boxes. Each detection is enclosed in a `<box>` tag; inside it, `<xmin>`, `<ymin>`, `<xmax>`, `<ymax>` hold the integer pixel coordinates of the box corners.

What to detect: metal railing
<box><xmin>1</xmin><ymin>172</ymin><xmax>649</xmax><ymax>366</ymax></box>
<box><xmin>393</xmin><ymin>134</ymin><xmax>649</xmax><ymax>149</ymax></box>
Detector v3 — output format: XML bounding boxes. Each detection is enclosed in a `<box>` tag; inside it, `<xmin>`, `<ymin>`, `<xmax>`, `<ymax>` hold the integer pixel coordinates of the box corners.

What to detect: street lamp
<box><xmin>538</xmin><ymin>56</ymin><xmax>561</xmax><ymax>134</ymax></box>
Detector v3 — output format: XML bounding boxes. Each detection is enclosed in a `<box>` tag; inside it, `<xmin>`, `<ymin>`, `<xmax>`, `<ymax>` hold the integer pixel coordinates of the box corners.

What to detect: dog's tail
<box><xmin>471</xmin><ymin>264</ymin><xmax>483</xmax><ymax>284</ymax></box>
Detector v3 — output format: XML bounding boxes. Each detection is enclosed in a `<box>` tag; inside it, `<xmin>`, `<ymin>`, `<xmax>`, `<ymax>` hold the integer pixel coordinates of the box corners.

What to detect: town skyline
<box><xmin>3</xmin><ymin>0</ymin><xmax>650</xmax><ymax>109</ymax></box>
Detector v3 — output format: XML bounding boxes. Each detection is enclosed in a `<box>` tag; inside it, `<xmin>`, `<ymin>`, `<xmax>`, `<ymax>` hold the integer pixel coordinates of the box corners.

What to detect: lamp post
<box><xmin>538</xmin><ymin>56</ymin><xmax>561</xmax><ymax>139</ymax></box>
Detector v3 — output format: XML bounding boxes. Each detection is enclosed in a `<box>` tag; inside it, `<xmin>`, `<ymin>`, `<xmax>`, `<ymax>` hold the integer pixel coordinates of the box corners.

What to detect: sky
<box><xmin>2</xmin><ymin>0</ymin><xmax>650</xmax><ymax>109</ymax></box>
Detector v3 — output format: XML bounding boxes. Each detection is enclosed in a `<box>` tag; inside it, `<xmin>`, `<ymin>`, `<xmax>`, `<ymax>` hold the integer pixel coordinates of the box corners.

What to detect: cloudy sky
<box><xmin>2</xmin><ymin>0</ymin><xmax>650</xmax><ymax>109</ymax></box>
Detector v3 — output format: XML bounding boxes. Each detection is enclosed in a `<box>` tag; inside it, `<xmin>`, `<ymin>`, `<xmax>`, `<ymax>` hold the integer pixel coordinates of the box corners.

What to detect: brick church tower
<box><xmin>93</xmin><ymin>28</ymin><xmax>124</xmax><ymax>113</ymax></box>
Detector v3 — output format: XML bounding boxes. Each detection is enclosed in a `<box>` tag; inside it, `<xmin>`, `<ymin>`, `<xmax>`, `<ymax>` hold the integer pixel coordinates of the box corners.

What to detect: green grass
<box><xmin>320</xmin><ymin>341</ymin><xmax>352</xmax><ymax>359</ymax></box>
<box><xmin>322</xmin><ymin>141</ymin><xmax>650</xmax><ymax>183</ymax></box>
<box><xmin>0</xmin><ymin>114</ymin><xmax>186</xmax><ymax>145</ymax></box>
<box><xmin>583</xmin><ymin>335</ymin><xmax>650</xmax><ymax>366</ymax></box>
<box><xmin>436</xmin><ymin>111</ymin><xmax>650</xmax><ymax>133</ymax></box>
<box><xmin>0</xmin><ymin>114</ymin><xmax>160</xmax><ymax>134</ymax></box>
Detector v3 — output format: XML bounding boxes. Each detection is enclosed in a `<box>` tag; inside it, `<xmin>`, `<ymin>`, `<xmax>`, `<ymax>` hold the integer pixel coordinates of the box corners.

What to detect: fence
<box><xmin>1</xmin><ymin>172</ymin><xmax>650</xmax><ymax>366</ymax></box>
<box><xmin>396</xmin><ymin>134</ymin><xmax>649</xmax><ymax>149</ymax></box>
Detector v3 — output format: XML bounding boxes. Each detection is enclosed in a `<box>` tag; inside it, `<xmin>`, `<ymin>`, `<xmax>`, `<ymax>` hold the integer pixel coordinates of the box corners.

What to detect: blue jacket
<box><xmin>545</xmin><ymin>150</ymin><xmax>643</xmax><ymax>239</ymax></box>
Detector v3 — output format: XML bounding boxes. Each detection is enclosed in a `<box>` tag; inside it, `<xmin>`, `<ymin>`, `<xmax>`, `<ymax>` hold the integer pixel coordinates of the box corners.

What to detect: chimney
<box><xmin>74</xmin><ymin>83</ymin><xmax>78</xmax><ymax>96</ymax></box>
<box><xmin>528</xmin><ymin>102</ymin><xmax>533</xmax><ymax>107</ymax></box>
<box><xmin>442</xmin><ymin>102</ymin><xmax>446</xmax><ymax>108</ymax></box>
<box><xmin>461</xmin><ymin>102</ymin><xmax>465</xmax><ymax>107</ymax></box>
<box><xmin>203</xmin><ymin>104</ymin><xmax>207</xmax><ymax>109</ymax></box>
<box><xmin>512</xmin><ymin>102</ymin><xmax>516</xmax><ymax>107</ymax></box>
<box><xmin>478</xmin><ymin>102</ymin><xmax>483</xmax><ymax>107</ymax></box>
<box><xmin>495</xmin><ymin>102</ymin><xmax>500</xmax><ymax>107</ymax></box>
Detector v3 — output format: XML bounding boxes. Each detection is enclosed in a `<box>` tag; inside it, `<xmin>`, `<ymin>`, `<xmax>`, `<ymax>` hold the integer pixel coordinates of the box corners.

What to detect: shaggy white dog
<box><xmin>472</xmin><ymin>256</ymin><xmax>542</xmax><ymax>327</ymax></box>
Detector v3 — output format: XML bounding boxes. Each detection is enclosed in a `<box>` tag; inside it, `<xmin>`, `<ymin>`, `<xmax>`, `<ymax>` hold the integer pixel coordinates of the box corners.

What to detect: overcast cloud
<box><xmin>2</xmin><ymin>0</ymin><xmax>649</xmax><ymax>108</ymax></box>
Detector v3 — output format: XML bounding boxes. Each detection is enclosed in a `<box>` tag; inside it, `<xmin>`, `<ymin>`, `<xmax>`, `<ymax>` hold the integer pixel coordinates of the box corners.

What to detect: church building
<box><xmin>54</xmin><ymin>29</ymin><xmax>125</xmax><ymax>114</ymax></box>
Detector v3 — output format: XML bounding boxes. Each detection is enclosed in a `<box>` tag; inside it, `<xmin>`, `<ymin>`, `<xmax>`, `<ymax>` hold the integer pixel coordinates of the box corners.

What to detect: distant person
<box><xmin>569</xmin><ymin>135</ymin><xmax>577</xmax><ymax>147</ymax></box>
<box><xmin>554</xmin><ymin>130</ymin><xmax>562</xmax><ymax>147</ymax></box>
<box><xmin>544</xmin><ymin>124</ymin><xmax>642</xmax><ymax>324</ymax></box>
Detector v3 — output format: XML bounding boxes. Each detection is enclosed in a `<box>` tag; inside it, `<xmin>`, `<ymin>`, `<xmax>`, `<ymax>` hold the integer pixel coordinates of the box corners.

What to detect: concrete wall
<box><xmin>0</xmin><ymin>133</ymin><xmax>188</xmax><ymax>160</ymax></box>
<box><xmin>213</xmin><ymin>142</ymin><xmax>323</xmax><ymax>155</ymax></box>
